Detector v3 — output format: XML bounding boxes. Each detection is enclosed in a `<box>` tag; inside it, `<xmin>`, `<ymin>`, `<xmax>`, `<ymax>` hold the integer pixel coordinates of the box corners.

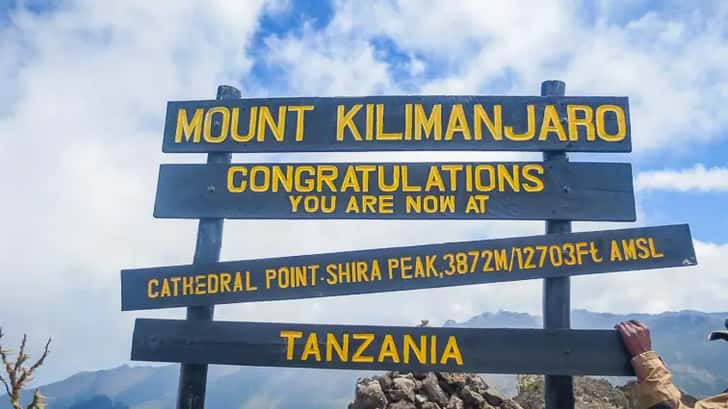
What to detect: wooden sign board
<box><xmin>153</xmin><ymin>161</ymin><xmax>636</xmax><ymax>221</ymax></box>
<box><xmin>162</xmin><ymin>96</ymin><xmax>631</xmax><ymax>153</ymax></box>
<box><xmin>121</xmin><ymin>224</ymin><xmax>695</xmax><ymax>311</ymax></box>
<box><xmin>131</xmin><ymin>319</ymin><xmax>634</xmax><ymax>376</ymax></box>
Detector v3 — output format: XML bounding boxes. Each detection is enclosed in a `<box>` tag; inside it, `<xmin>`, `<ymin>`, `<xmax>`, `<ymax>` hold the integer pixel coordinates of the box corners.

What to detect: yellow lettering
<box><xmin>424</xmin><ymin>166</ymin><xmax>446</xmax><ymax>192</ymax></box>
<box><xmin>249</xmin><ymin>165</ymin><xmax>271</xmax><ymax>192</ymax></box>
<box><xmin>538</xmin><ymin>105</ymin><xmax>567</xmax><ymax>141</ymax></box>
<box><xmin>403</xmin><ymin>335</ymin><xmax>427</xmax><ymax>364</ymax></box>
<box><xmin>288</xmin><ymin>105</ymin><xmax>314</xmax><ymax>142</ymax></box>
<box><xmin>444</xmin><ymin>104</ymin><xmax>471</xmax><ymax>140</ymax></box>
<box><xmin>203</xmin><ymin>106</ymin><xmax>230</xmax><ymax>143</ymax></box>
<box><xmin>504</xmin><ymin>104</ymin><xmax>535</xmax><ymax>141</ymax></box>
<box><xmin>147</xmin><ymin>279</ymin><xmax>160</xmax><ymax>299</ymax></box>
<box><xmin>233</xmin><ymin>272</ymin><xmax>243</xmax><ymax>292</ymax></box>
<box><xmin>413</xmin><ymin>104</ymin><xmax>442</xmax><ymax>140</ymax></box>
<box><xmin>337</xmin><ymin>104</ymin><xmax>363</xmax><ymax>141</ymax></box>
<box><xmin>567</xmin><ymin>105</ymin><xmax>594</xmax><ymax>141</ymax></box>
<box><xmin>622</xmin><ymin>239</ymin><xmax>637</xmax><ymax>260</ymax></box>
<box><xmin>175</xmin><ymin>108</ymin><xmax>203</xmax><ymax>143</ymax></box>
<box><xmin>473</xmin><ymin>104</ymin><xmax>502</xmax><ymax>140</ymax></box>
<box><xmin>596</xmin><ymin>105</ymin><xmax>627</xmax><ymax>142</ymax></box>
<box><xmin>326</xmin><ymin>333</ymin><xmax>349</xmax><ymax>362</ymax></box>
<box><xmin>376</xmin><ymin>104</ymin><xmax>403</xmax><ymax>140</ymax></box>
<box><xmin>160</xmin><ymin>279</ymin><xmax>171</xmax><ymax>297</ymax></box>
<box><xmin>257</xmin><ymin>106</ymin><xmax>287</xmax><ymax>142</ymax></box>
<box><xmin>610</xmin><ymin>240</ymin><xmax>623</xmax><ymax>261</ymax></box>
<box><xmin>301</xmin><ymin>332</ymin><xmax>322</xmax><ymax>361</ymax></box>
<box><xmin>280</xmin><ymin>330</ymin><xmax>303</xmax><ymax>360</ymax></box>
<box><xmin>227</xmin><ymin>166</ymin><xmax>247</xmax><ymax>193</ymax></box>
<box><xmin>648</xmin><ymin>237</ymin><xmax>664</xmax><ymax>258</ymax></box>
<box><xmin>295</xmin><ymin>166</ymin><xmax>316</xmax><ymax>192</ymax></box>
<box><xmin>635</xmin><ymin>237</ymin><xmax>650</xmax><ymax>259</ymax></box>
<box><xmin>351</xmin><ymin>333</ymin><xmax>375</xmax><ymax>363</ymax></box>
<box><xmin>440</xmin><ymin>336</ymin><xmax>463</xmax><ymax>365</ymax></box>
<box><xmin>522</xmin><ymin>164</ymin><xmax>545</xmax><ymax>192</ymax></box>
<box><xmin>377</xmin><ymin>334</ymin><xmax>401</xmax><ymax>363</ymax></box>
<box><xmin>404</xmin><ymin>104</ymin><xmax>413</xmax><ymax>140</ymax></box>
<box><xmin>316</xmin><ymin>165</ymin><xmax>339</xmax><ymax>192</ymax></box>
<box><xmin>220</xmin><ymin>273</ymin><xmax>232</xmax><ymax>292</ymax></box>
<box><xmin>231</xmin><ymin>107</ymin><xmax>257</xmax><ymax>142</ymax></box>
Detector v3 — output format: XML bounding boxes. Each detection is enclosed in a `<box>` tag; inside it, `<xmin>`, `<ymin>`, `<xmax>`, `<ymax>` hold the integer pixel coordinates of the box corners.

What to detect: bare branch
<box><xmin>26</xmin><ymin>389</ymin><xmax>46</xmax><ymax>409</ymax></box>
<box><xmin>28</xmin><ymin>339</ymin><xmax>50</xmax><ymax>374</ymax></box>
<box><xmin>0</xmin><ymin>329</ymin><xmax>51</xmax><ymax>409</ymax></box>
<box><xmin>16</xmin><ymin>339</ymin><xmax>50</xmax><ymax>387</ymax></box>
<box><xmin>0</xmin><ymin>327</ymin><xmax>11</xmax><ymax>370</ymax></box>
<box><xmin>12</xmin><ymin>335</ymin><xmax>27</xmax><ymax>377</ymax></box>
<box><xmin>0</xmin><ymin>373</ymin><xmax>10</xmax><ymax>397</ymax></box>
<box><xmin>0</xmin><ymin>334</ymin><xmax>15</xmax><ymax>394</ymax></box>
<box><xmin>17</xmin><ymin>336</ymin><xmax>26</xmax><ymax>358</ymax></box>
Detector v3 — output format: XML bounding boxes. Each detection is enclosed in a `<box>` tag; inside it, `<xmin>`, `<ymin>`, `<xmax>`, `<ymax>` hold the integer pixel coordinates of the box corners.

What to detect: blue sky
<box><xmin>0</xmin><ymin>0</ymin><xmax>727</xmax><ymax>386</ymax></box>
<box><xmin>245</xmin><ymin>0</ymin><xmax>728</xmax><ymax>241</ymax></box>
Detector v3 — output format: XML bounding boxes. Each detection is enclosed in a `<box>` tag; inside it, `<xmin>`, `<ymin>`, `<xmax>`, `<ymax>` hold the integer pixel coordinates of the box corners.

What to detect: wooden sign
<box><xmin>162</xmin><ymin>96</ymin><xmax>631</xmax><ymax>153</ymax></box>
<box><xmin>131</xmin><ymin>319</ymin><xmax>634</xmax><ymax>376</ymax></box>
<box><xmin>153</xmin><ymin>161</ymin><xmax>636</xmax><ymax>221</ymax></box>
<box><xmin>121</xmin><ymin>224</ymin><xmax>695</xmax><ymax>311</ymax></box>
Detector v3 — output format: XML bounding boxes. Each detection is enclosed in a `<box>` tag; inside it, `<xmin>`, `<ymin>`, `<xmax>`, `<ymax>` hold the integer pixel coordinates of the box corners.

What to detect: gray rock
<box><xmin>437</xmin><ymin>372</ymin><xmax>468</xmax><ymax>390</ymax></box>
<box><xmin>460</xmin><ymin>385</ymin><xmax>486</xmax><ymax>408</ymax></box>
<box><xmin>439</xmin><ymin>379</ymin><xmax>456</xmax><ymax>395</ymax></box>
<box><xmin>482</xmin><ymin>388</ymin><xmax>505</xmax><ymax>406</ymax></box>
<box><xmin>465</xmin><ymin>375</ymin><xmax>489</xmax><ymax>395</ymax></box>
<box><xmin>391</xmin><ymin>377</ymin><xmax>416</xmax><ymax>402</ymax></box>
<box><xmin>378</xmin><ymin>373</ymin><xmax>393</xmax><ymax>392</ymax></box>
<box><xmin>351</xmin><ymin>378</ymin><xmax>388</xmax><ymax>409</ymax></box>
<box><xmin>422</xmin><ymin>373</ymin><xmax>450</xmax><ymax>407</ymax></box>
<box><xmin>498</xmin><ymin>400</ymin><xmax>523</xmax><ymax>409</ymax></box>
<box><xmin>446</xmin><ymin>394</ymin><xmax>464</xmax><ymax>409</ymax></box>
<box><xmin>349</xmin><ymin>372</ymin><xmax>518</xmax><ymax>409</ymax></box>
<box><xmin>389</xmin><ymin>400</ymin><xmax>417</xmax><ymax>409</ymax></box>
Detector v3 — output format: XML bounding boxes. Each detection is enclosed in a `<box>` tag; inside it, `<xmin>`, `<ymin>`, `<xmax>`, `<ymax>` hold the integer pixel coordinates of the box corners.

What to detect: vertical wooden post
<box><xmin>541</xmin><ymin>79</ymin><xmax>575</xmax><ymax>409</ymax></box>
<box><xmin>176</xmin><ymin>85</ymin><xmax>241</xmax><ymax>409</ymax></box>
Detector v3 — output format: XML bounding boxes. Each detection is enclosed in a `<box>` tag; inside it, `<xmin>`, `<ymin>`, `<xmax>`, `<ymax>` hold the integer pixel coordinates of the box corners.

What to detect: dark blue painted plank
<box><xmin>131</xmin><ymin>319</ymin><xmax>635</xmax><ymax>376</ymax></box>
<box><xmin>162</xmin><ymin>95</ymin><xmax>631</xmax><ymax>153</ymax></box>
<box><xmin>152</xmin><ymin>161</ymin><xmax>636</xmax><ymax>221</ymax></box>
<box><xmin>120</xmin><ymin>224</ymin><xmax>696</xmax><ymax>311</ymax></box>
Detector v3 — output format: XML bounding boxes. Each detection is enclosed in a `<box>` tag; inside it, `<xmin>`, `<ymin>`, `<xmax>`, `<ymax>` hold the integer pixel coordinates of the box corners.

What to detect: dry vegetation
<box><xmin>0</xmin><ymin>328</ymin><xmax>51</xmax><ymax>409</ymax></box>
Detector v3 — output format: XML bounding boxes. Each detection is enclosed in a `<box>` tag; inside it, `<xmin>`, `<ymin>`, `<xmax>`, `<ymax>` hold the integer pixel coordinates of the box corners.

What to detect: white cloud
<box><xmin>572</xmin><ymin>240</ymin><xmax>728</xmax><ymax>314</ymax></box>
<box><xmin>260</xmin><ymin>0</ymin><xmax>728</xmax><ymax>153</ymax></box>
<box><xmin>261</xmin><ymin>24</ymin><xmax>394</xmax><ymax>96</ymax></box>
<box><xmin>636</xmin><ymin>164</ymin><xmax>728</xmax><ymax>192</ymax></box>
<box><xmin>0</xmin><ymin>0</ymin><xmax>268</xmax><ymax>385</ymax></box>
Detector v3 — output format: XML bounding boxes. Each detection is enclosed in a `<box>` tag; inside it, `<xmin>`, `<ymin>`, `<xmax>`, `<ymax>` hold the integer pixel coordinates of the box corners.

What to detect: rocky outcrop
<box><xmin>513</xmin><ymin>376</ymin><xmax>699</xmax><ymax>409</ymax></box>
<box><xmin>514</xmin><ymin>376</ymin><xmax>630</xmax><ymax>409</ymax></box>
<box><xmin>348</xmin><ymin>372</ymin><xmax>523</xmax><ymax>409</ymax></box>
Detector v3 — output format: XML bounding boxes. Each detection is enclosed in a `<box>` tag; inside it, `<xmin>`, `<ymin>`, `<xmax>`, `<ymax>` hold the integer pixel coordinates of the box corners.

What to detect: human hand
<box><xmin>615</xmin><ymin>320</ymin><xmax>652</xmax><ymax>357</ymax></box>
